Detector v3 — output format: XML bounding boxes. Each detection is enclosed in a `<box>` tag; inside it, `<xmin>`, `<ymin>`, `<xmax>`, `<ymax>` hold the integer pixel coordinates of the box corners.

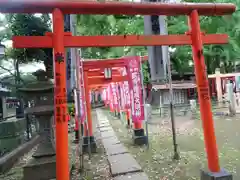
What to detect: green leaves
<box><xmin>76</xmin><ymin>0</ymin><xmax>240</xmax><ymax>82</ymax></box>
<box><xmin>6</xmin><ymin>14</ymin><xmax>52</xmax><ymax>64</ymax></box>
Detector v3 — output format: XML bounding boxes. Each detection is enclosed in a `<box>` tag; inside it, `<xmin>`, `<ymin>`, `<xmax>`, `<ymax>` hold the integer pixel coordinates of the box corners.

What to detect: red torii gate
<box><xmin>83</xmin><ymin>59</ymin><xmax>128</xmax><ymax>141</ymax></box>
<box><xmin>80</xmin><ymin>67</ymin><xmax>128</xmax><ymax>152</ymax></box>
<box><xmin>84</xmin><ymin>58</ymin><xmax>146</xmax><ymax>145</ymax></box>
<box><xmin>1</xmin><ymin>1</ymin><xmax>235</xmax><ymax>180</ymax></box>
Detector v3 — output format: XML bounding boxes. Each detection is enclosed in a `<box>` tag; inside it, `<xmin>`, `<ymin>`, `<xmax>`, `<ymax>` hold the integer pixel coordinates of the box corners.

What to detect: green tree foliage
<box><xmin>6</xmin><ymin>14</ymin><xmax>53</xmax><ymax>77</ymax></box>
<box><xmin>76</xmin><ymin>0</ymin><xmax>240</xmax><ymax>82</ymax></box>
<box><xmin>0</xmin><ymin>14</ymin><xmax>52</xmax><ymax>93</ymax></box>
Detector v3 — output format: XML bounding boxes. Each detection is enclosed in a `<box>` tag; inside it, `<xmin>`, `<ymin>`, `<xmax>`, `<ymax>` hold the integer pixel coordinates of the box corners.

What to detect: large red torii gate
<box><xmin>0</xmin><ymin>1</ymin><xmax>235</xmax><ymax>180</ymax></box>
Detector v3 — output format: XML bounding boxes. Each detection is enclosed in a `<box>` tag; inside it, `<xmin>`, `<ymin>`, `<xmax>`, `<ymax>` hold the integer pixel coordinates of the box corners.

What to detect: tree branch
<box><xmin>0</xmin><ymin>65</ymin><xmax>25</xmax><ymax>83</ymax></box>
<box><xmin>0</xmin><ymin>65</ymin><xmax>15</xmax><ymax>77</ymax></box>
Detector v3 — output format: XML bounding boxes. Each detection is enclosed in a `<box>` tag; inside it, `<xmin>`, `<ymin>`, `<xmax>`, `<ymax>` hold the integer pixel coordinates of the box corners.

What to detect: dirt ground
<box><xmin>105</xmin><ymin>108</ymin><xmax>240</xmax><ymax>180</ymax></box>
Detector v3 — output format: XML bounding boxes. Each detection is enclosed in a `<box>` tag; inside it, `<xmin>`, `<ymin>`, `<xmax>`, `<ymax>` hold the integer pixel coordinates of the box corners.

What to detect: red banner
<box><xmin>123</xmin><ymin>81</ymin><xmax>131</xmax><ymax>109</ymax></box>
<box><xmin>108</xmin><ymin>84</ymin><xmax>114</xmax><ymax>112</ymax></box>
<box><xmin>110</xmin><ymin>83</ymin><xmax>118</xmax><ymax>110</ymax></box>
<box><xmin>126</xmin><ymin>56</ymin><xmax>144</xmax><ymax>122</ymax></box>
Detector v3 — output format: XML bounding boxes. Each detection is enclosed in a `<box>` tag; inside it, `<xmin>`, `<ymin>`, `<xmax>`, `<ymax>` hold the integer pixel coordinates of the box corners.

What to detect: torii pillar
<box><xmin>82</xmin><ymin>71</ymin><xmax>97</xmax><ymax>153</ymax></box>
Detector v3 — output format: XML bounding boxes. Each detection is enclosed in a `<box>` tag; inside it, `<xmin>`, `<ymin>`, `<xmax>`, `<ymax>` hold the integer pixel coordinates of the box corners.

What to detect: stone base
<box><xmin>126</xmin><ymin>119</ymin><xmax>131</xmax><ymax>129</ymax></box>
<box><xmin>74</xmin><ymin>130</ymin><xmax>79</xmax><ymax>143</ymax></box>
<box><xmin>32</xmin><ymin>143</ymin><xmax>55</xmax><ymax>158</ymax></box>
<box><xmin>201</xmin><ymin>169</ymin><xmax>232</xmax><ymax>180</ymax></box>
<box><xmin>0</xmin><ymin>135</ymin><xmax>40</xmax><ymax>174</ymax></box>
<box><xmin>82</xmin><ymin>136</ymin><xmax>97</xmax><ymax>153</ymax></box>
<box><xmin>117</xmin><ymin>112</ymin><xmax>121</xmax><ymax>119</ymax></box>
<box><xmin>23</xmin><ymin>156</ymin><xmax>56</xmax><ymax>180</ymax></box>
<box><xmin>133</xmin><ymin>129</ymin><xmax>148</xmax><ymax>146</ymax></box>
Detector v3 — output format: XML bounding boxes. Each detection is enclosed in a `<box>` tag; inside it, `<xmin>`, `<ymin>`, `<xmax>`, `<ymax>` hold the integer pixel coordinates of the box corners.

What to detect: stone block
<box><xmin>108</xmin><ymin>153</ymin><xmax>142</xmax><ymax>176</ymax></box>
<box><xmin>133</xmin><ymin>129</ymin><xmax>148</xmax><ymax>146</ymax></box>
<box><xmin>201</xmin><ymin>169</ymin><xmax>232</xmax><ymax>180</ymax></box>
<box><xmin>0</xmin><ymin>118</ymin><xmax>25</xmax><ymax>137</ymax></box>
<box><xmin>0</xmin><ymin>135</ymin><xmax>24</xmax><ymax>153</ymax></box>
<box><xmin>114</xmin><ymin>172</ymin><xmax>149</xmax><ymax>180</ymax></box>
<box><xmin>102</xmin><ymin>136</ymin><xmax>120</xmax><ymax>147</ymax></box>
<box><xmin>133</xmin><ymin>136</ymin><xmax>148</xmax><ymax>146</ymax></box>
<box><xmin>32</xmin><ymin>143</ymin><xmax>55</xmax><ymax>158</ymax></box>
<box><xmin>0</xmin><ymin>135</ymin><xmax>40</xmax><ymax>173</ymax></box>
<box><xmin>23</xmin><ymin>156</ymin><xmax>56</xmax><ymax>180</ymax></box>
<box><xmin>82</xmin><ymin>136</ymin><xmax>97</xmax><ymax>153</ymax></box>
<box><xmin>105</xmin><ymin>143</ymin><xmax>128</xmax><ymax>156</ymax></box>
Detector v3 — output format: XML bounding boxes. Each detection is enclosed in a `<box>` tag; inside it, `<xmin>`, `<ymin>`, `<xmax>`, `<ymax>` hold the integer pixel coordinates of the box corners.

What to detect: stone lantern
<box><xmin>18</xmin><ymin>70</ymin><xmax>56</xmax><ymax>180</ymax></box>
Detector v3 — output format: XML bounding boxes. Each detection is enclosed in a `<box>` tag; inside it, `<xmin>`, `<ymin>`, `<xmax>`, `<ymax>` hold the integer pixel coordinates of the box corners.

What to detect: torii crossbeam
<box><xmin>0</xmin><ymin>1</ymin><xmax>236</xmax><ymax>180</ymax></box>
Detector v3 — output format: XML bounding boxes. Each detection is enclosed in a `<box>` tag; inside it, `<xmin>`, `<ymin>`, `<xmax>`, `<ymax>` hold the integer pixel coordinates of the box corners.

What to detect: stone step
<box><xmin>105</xmin><ymin>143</ymin><xmax>128</xmax><ymax>156</ymax></box>
<box><xmin>101</xmin><ymin>130</ymin><xmax>116</xmax><ymax>138</ymax></box>
<box><xmin>108</xmin><ymin>153</ymin><xmax>142</xmax><ymax>177</ymax></box>
<box><xmin>23</xmin><ymin>156</ymin><xmax>56</xmax><ymax>180</ymax></box>
<box><xmin>99</xmin><ymin>126</ymin><xmax>113</xmax><ymax>132</ymax></box>
<box><xmin>97</xmin><ymin>123</ymin><xmax>110</xmax><ymax>128</ymax></box>
<box><xmin>102</xmin><ymin>136</ymin><xmax>120</xmax><ymax>146</ymax></box>
<box><xmin>114</xmin><ymin>172</ymin><xmax>149</xmax><ymax>180</ymax></box>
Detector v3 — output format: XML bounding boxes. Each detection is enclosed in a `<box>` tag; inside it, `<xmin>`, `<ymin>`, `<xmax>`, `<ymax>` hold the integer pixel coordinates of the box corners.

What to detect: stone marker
<box><xmin>108</xmin><ymin>153</ymin><xmax>142</xmax><ymax>176</ymax></box>
<box><xmin>113</xmin><ymin>172</ymin><xmax>149</xmax><ymax>180</ymax></box>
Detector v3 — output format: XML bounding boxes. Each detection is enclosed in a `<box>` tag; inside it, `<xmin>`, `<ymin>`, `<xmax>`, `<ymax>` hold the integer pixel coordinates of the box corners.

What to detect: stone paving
<box><xmin>96</xmin><ymin>109</ymin><xmax>149</xmax><ymax>180</ymax></box>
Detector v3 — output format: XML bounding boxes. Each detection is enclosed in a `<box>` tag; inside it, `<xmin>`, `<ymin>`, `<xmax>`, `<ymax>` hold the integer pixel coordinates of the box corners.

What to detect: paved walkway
<box><xmin>96</xmin><ymin>109</ymin><xmax>149</xmax><ymax>180</ymax></box>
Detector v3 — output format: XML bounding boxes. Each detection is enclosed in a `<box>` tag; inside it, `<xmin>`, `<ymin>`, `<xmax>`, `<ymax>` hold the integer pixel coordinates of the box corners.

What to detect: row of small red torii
<box><xmin>1</xmin><ymin>1</ymin><xmax>236</xmax><ymax>180</ymax></box>
<box><xmin>80</xmin><ymin>56</ymin><xmax>147</xmax><ymax>139</ymax></box>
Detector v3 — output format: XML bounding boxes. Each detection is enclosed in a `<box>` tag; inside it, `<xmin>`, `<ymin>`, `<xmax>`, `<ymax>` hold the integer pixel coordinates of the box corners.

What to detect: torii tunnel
<box><xmin>0</xmin><ymin>1</ymin><xmax>236</xmax><ymax>180</ymax></box>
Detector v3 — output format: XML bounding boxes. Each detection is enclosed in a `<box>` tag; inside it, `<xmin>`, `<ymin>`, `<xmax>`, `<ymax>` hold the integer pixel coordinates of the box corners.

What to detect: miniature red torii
<box><xmin>0</xmin><ymin>0</ymin><xmax>235</xmax><ymax>180</ymax></box>
<box><xmin>83</xmin><ymin>61</ymin><xmax>129</xmax><ymax>142</ymax></box>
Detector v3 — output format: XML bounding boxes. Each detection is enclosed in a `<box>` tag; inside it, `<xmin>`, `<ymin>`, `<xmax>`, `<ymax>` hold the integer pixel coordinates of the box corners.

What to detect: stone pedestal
<box><xmin>82</xmin><ymin>136</ymin><xmax>97</xmax><ymax>153</ymax></box>
<box><xmin>32</xmin><ymin>115</ymin><xmax>55</xmax><ymax>158</ymax></box>
<box><xmin>18</xmin><ymin>75</ymin><xmax>56</xmax><ymax>180</ymax></box>
<box><xmin>132</xmin><ymin>129</ymin><xmax>148</xmax><ymax>146</ymax></box>
<box><xmin>23</xmin><ymin>156</ymin><xmax>56</xmax><ymax>180</ymax></box>
<box><xmin>201</xmin><ymin>169</ymin><xmax>232</xmax><ymax>180</ymax></box>
<box><xmin>23</xmin><ymin>106</ymin><xmax>55</xmax><ymax>180</ymax></box>
<box><xmin>0</xmin><ymin>117</ymin><xmax>26</xmax><ymax>153</ymax></box>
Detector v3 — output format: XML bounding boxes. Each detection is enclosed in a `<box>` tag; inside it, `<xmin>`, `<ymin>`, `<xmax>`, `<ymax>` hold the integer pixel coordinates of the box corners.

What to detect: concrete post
<box><xmin>215</xmin><ymin>68</ymin><xmax>223</xmax><ymax>103</ymax></box>
<box><xmin>190</xmin><ymin>99</ymin><xmax>197</xmax><ymax>119</ymax></box>
<box><xmin>226</xmin><ymin>82</ymin><xmax>236</xmax><ymax>115</ymax></box>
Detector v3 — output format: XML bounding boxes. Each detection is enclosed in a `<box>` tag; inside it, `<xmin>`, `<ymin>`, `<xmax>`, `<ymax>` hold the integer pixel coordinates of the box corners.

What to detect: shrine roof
<box><xmin>152</xmin><ymin>81</ymin><xmax>196</xmax><ymax>90</ymax></box>
<box><xmin>0</xmin><ymin>1</ymin><xmax>235</xmax><ymax>16</ymax></box>
<box><xmin>18</xmin><ymin>81</ymin><xmax>54</xmax><ymax>93</ymax></box>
